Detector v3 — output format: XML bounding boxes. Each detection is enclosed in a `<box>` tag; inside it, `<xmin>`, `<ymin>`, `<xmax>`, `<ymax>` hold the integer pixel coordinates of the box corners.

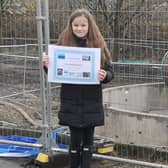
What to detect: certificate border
<box><xmin>48</xmin><ymin>45</ymin><xmax>101</xmax><ymax>84</ymax></box>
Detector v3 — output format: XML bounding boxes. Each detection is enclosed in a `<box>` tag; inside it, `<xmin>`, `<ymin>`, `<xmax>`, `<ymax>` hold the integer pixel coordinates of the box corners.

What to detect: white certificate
<box><xmin>48</xmin><ymin>45</ymin><xmax>101</xmax><ymax>84</ymax></box>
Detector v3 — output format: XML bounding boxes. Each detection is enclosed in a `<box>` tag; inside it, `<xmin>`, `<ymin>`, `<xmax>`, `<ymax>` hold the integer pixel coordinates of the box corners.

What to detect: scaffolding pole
<box><xmin>36</xmin><ymin>0</ymin><xmax>50</xmax><ymax>156</ymax></box>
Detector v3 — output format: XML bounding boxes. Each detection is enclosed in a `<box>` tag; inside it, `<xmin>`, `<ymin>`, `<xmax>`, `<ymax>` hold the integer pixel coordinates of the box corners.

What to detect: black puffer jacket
<box><xmin>58</xmin><ymin>35</ymin><xmax>113</xmax><ymax>127</ymax></box>
<box><xmin>58</xmin><ymin>61</ymin><xmax>114</xmax><ymax>128</ymax></box>
<box><xmin>44</xmin><ymin>37</ymin><xmax>113</xmax><ymax>127</ymax></box>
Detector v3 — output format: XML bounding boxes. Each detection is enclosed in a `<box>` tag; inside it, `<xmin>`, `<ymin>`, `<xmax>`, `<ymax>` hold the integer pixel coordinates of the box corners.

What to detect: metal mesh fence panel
<box><xmin>0</xmin><ymin>0</ymin><xmax>168</xmax><ymax>167</ymax></box>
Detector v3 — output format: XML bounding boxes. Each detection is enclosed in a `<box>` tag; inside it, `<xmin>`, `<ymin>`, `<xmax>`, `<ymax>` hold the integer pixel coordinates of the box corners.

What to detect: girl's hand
<box><xmin>98</xmin><ymin>69</ymin><xmax>107</xmax><ymax>81</ymax></box>
<box><xmin>42</xmin><ymin>55</ymin><xmax>49</xmax><ymax>68</ymax></box>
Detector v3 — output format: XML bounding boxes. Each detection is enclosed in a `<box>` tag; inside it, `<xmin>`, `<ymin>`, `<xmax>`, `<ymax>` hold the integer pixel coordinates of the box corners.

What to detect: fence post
<box><xmin>35</xmin><ymin>0</ymin><xmax>51</xmax><ymax>163</ymax></box>
<box><xmin>42</xmin><ymin>0</ymin><xmax>53</xmax><ymax>156</ymax></box>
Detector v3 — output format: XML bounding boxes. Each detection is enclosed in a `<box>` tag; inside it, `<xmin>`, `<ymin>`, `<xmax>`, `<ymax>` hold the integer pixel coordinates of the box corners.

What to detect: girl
<box><xmin>43</xmin><ymin>8</ymin><xmax>114</xmax><ymax>168</ymax></box>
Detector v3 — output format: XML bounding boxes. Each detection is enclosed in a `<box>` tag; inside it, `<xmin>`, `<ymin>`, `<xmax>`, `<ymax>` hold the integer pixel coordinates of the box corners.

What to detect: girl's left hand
<box><xmin>98</xmin><ymin>69</ymin><xmax>107</xmax><ymax>81</ymax></box>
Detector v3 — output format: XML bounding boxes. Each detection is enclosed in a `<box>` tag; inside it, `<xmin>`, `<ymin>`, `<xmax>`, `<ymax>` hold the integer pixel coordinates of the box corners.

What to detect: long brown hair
<box><xmin>57</xmin><ymin>8</ymin><xmax>111</xmax><ymax>67</ymax></box>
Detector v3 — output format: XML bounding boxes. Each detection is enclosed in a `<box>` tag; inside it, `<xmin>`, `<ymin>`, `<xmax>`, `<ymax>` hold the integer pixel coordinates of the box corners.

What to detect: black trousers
<box><xmin>69</xmin><ymin>126</ymin><xmax>95</xmax><ymax>168</ymax></box>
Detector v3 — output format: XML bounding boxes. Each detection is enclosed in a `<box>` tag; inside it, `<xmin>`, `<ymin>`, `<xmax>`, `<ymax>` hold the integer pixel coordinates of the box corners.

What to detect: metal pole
<box><xmin>1</xmin><ymin>136</ymin><xmax>168</xmax><ymax>168</ymax></box>
<box><xmin>23</xmin><ymin>44</ymin><xmax>27</xmax><ymax>94</ymax></box>
<box><xmin>36</xmin><ymin>0</ymin><xmax>48</xmax><ymax>153</ymax></box>
<box><xmin>52</xmin><ymin>147</ymin><xmax>168</xmax><ymax>168</ymax></box>
<box><xmin>42</xmin><ymin>0</ymin><xmax>50</xmax><ymax>49</ymax></box>
<box><xmin>0</xmin><ymin>139</ymin><xmax>42</xmax><ymax>148</ymax></box>
<box><xmin>42</xmin><ymin>0</ymin><xmax>52</xmax><ymax>155</ymax></box>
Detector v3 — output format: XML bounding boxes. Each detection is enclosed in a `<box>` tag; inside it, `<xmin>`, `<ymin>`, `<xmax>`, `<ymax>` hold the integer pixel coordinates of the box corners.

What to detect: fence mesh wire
<box><xmin>0</xmin><ymin>0</ymin><xmax>168</xmax><ymax>167</ymax></box>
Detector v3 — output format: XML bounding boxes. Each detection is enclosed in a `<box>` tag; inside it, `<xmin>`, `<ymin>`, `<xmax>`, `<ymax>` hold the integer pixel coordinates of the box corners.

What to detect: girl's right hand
<box><xmin>42</xmin><ymin>55</ymin><xmax>49</xmax><ymax>68</ymax></box>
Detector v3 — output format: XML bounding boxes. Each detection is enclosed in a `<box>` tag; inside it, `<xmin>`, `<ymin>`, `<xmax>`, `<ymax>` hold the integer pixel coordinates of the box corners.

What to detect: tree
<box><xmin>0</xmin><ymin>0</ymin><xmax>11</xmax><ymax>10</ymax></box>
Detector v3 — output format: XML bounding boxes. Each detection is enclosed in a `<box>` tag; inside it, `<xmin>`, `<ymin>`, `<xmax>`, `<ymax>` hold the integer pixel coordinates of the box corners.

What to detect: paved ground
<box><xmin>0</xmin><ymin>158</ymin><xmax>25</xmax><ymax>168</ymax></box>
<box><xmin>0</xmin><ymin>154</ymin><xmax>126</xmax><ymax>168</ymax></box>
<box><xmin>0</xmin><ymin>153</ymin><xmax>70</xmax><ymax>168</ymax></box>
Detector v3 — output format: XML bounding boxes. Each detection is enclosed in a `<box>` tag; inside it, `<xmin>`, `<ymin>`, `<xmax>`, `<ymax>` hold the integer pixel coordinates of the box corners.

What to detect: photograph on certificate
<box><xmin>48</xmin><ymin>45</ymin><xmax>101</xmax><ymax>84</ymax></box>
